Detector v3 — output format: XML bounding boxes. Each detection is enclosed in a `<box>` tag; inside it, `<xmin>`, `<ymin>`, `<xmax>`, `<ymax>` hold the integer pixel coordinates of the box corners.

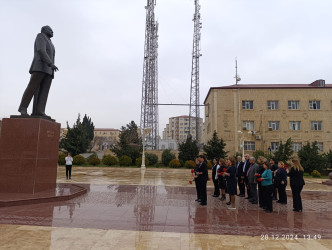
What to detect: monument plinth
<box><xmin>0</xmin><ymin>118</ymin><xmax>60</xmax><ymax>193</ymax></box>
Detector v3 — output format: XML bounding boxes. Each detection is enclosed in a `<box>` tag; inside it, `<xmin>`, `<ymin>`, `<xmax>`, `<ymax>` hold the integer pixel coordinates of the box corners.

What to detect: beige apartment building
<box><xmin>204</xmin><ymin>80</ymin><xmax>332</xmax><ymax>156</ymax></box>
<box><xmin>162</xmin><ymin>115</ymin><xmax>203</xmax><ymax>143</ymax></box>
<box><xmin>92</xmin><ymin>128</ymin><xmax>120</xmax><ymax>151</ymax></box>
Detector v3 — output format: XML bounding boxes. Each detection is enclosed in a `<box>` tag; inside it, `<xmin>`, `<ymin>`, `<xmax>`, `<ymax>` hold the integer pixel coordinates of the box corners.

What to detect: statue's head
<box><xmin>41</xmin><ymin>26</ymin><xmax>53</xmax><ymax>38</ymax></box>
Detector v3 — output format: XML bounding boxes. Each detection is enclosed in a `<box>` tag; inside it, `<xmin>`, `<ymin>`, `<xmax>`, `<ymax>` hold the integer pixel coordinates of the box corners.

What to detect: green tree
<box><xmin>60</xmin><ymin>114</ymin><xmax>90</xmax><ymax>156</ymax></box>
<box><xmin>324</xmin><ymin>150</ymin><xmax>332</xmax><ymax>169</ymax></box>
<box><xmin>297</xmin><ymin>141</ymin><xmax>326</xmax><ymax>173</ymax></box>
<box><xmin>178</xmin><ymin>136</ymin><xmax>199</xmax><ymax>162</ymax></box>
<box><xmin>203</xmin><ymin>131</ymin><xmax>228</xmax><ymax>161</ymax></box>
<box><xmin>273</xmin><ymin>138</ymin><xmax>293</xmax><ymax>163</ymax></box>
<box><xmin>111</xmin><ymin>121</ymin><xmax>141</xmax><ymax>164</ymax></box>
<box><xmin>161</xmin><ymin>149</ymin><xmax>176</xmax><ymax>166</ymax></box>
<box><xmin>253</xmin><ymin>150</ymin><xmax>270</xmax><ymax>160</ymax></box>
<box><xmin>82</xmin><ymin>114</ymin><xmax>95</xmax><ymax>151</ymax></box>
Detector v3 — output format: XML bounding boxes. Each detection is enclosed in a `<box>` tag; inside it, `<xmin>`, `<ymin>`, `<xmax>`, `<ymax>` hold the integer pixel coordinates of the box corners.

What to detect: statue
<box><xmin>18</xmin><ymin>26</ymin><xmax>58</xmax><ymax>119</ymax></box>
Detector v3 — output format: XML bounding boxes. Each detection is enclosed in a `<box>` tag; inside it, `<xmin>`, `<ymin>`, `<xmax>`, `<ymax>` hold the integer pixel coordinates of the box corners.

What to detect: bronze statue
<box><xmin>18</xmin><ymin>26</ymin><xmax>58</xmax><ymax>119</ymax></box>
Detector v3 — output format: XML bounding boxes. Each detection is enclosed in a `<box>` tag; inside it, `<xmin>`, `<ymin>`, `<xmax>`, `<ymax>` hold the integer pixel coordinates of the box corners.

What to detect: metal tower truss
<box><xmin>140</xmin><ymin>0</ymin><xmax>159</xmax><ymax>149</ymax></box>
<box><xmin>189</xmin><ymin>0</ymin><xmax>202</xmax><ymax>145</ymax></box>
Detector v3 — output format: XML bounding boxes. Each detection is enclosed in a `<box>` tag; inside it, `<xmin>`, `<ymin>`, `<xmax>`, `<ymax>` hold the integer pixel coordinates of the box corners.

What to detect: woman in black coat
<box><xmin>286</xmin><ymin>157</ymin><xmax>305</xmax><ymax>212</ymax></box>
<box><xmin>274</xmin><ymin>161</ymin><xmax>287</xmax><ymax>204</ymax></box>
<box><xmin>224</xmin><ymin>157</ymin><xmax>237</xmax><ymax>209</ymax></box>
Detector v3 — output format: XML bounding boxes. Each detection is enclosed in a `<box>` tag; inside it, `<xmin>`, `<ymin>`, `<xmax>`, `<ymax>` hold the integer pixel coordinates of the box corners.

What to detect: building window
<box><xmin>292</xmin><ymin>142</ymin><xmax>302</xmax><ymax>152</ymax></box>
<box><xmin>316</xmin><ymin>142</ymin><xmax>323</xmax><ymax>152</ymax></box>
<box><xmin>267</xmin><ymin>101</ymin><xmax>279</xmax><ymax>110</ymax></box>
<box><xmin>289</xmin><ymin>121</ymin><xmax>301</xmax><ymax>131</ymax></box>
<box><xmin>268</xmin><ymin>121</ymin><xmax>280</xmax><ymax>130</ymax></box>
<box><xmin>243</xmin><ymin>121</ymin><xmax>254</xmax><ymax>130</ymax></box>
<box><xmin>288</xmin><ymin>100</ymin><xmax>300</xmax><ymax>110</ymax></box>
<box><xmin>244</xmin><ymin>141</ymin><xmax>255</xmax><ymax>151</ymax></box>
<box><xmin>311</xmin><ymin>121</ymin><xmax>322</xmax><ymax>131</ymax></box>
<box><xmin>242</xmin><ymin>101</ymin><xmax>254</xmax><ymax>110</ymax></box>
<box><xmin>271</xmin><ymin>142</ymin><xmax>279</xmax><ymax>152</ymax></box>
<box><xmin>309</xmin><ymin>101</ymin><xmax>321</xmax><ymax>110</ymax></box>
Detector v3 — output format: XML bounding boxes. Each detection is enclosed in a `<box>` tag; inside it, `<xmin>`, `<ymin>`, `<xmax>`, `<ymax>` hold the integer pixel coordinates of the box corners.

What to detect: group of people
<box><xmin>193</xmin><ymin>154</ymin><xmax>305</xmax><ymax>213</ymax></box>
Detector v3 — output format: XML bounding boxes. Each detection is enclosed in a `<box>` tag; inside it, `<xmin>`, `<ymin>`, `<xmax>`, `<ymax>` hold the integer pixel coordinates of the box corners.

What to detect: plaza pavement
<box><xmin>0</xmin><ymin>167</ymin><xmax>332</xmax><ymax>250</ymax></box>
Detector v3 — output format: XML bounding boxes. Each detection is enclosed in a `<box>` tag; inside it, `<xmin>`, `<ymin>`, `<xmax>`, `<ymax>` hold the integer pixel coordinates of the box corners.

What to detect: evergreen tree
<box><xmin>82</xmin><ymin>114</ymin><xmax>95</xmax><ymax>152</ymax></box>
<box><xmin>298</xmin><ymin>141</ymin><xmax>326</xmax><ymax>173</ymax></box>
<box><xmin>161</xmin><ymin>149</ymin><xmax>176</xmax><ymax>166</ymax></box>
<box><xmin>273</xmin><ymin>138</ymin><xmax>293</xmax><ymax>163</ymax></box>
<box><xmin>178</xmin><ymin>136</ymin><xmax>199</xmax><ymax>162</ymax></box>
<box><xmin>82</xmin><ymin>114</ymin><xmax>94</xmax><ymax>141</ymax></box>
<box><xmin>324</xmin><ymin>149</ymin><xmax>332</xmax><ymax>169</ymax></box>
<box><xmin>111</xmin><ymin>121</ymin><xmax>141</xmax><ymax>164</ymax></box>
<box><xmin>203</xmin><ymin>130</ymin><xmax>228</xmax><ymax>160</ymax></box>
<box><xmin>60</xmin><ymin>114</ymin><xmax>90</xmax><ymax>156</ymax></box>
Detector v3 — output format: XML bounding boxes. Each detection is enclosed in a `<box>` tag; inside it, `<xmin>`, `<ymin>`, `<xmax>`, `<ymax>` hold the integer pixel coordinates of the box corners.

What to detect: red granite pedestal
<box><xmin>0</xmin><ymin>118</ymin><xmax>60</xmax><ymax>194</ymax></box>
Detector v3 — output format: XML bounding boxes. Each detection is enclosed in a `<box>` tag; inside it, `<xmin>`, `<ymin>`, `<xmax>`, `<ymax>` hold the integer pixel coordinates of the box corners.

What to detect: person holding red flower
<box><xmin>196</xmin><ymin>155</ymin><xmax>209</xmax><ymax>206</ymax></box>
<box><xmin>260</xmin><ymin>161</ymin><xmax>274</xmax><ymax>213</ymax></box>
<box><xmin>224</xmin><ymin>157</ymin><xmax>237</xmax><ymax>209</ymax></box>
<box><xmin>218</xmin><ymin>159</ymin><xmax>227</xmax><ymax>201</ymax></box>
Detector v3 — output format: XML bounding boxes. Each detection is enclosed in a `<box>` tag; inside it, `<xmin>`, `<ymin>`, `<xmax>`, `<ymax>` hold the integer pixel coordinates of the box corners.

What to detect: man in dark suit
<box><xmin>196</xmin><ymin>155</ymin><xmax>209</xmax><ymax>206</ymax></box>
<box><xmin>18</xmin><ymin>26</ymin><xmax>58</xmax><ymax>118</ymax></box>
<box><xmin>236</xmin><ymin>155</ymin><xmax>245</xmax><ymax>197</ymax></box>
<box><xmin>243</xmin><ymin>154</ymin><xmax>251</xmax><ymax>199</ymax></box>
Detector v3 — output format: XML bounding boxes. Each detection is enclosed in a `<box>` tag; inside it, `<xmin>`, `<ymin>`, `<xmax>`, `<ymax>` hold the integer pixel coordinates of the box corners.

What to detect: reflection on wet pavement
<box><xmin>0</xmin><ymin>167</ymin><xmax>331</xmax><ymax>249</ymax></box>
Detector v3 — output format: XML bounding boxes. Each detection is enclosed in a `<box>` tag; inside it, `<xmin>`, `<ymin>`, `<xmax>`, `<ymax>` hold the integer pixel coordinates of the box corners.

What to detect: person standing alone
<box><xmin>65</xmin><ymin>153</ymin><xmax>73</xmax><ymax>180</ymax></box>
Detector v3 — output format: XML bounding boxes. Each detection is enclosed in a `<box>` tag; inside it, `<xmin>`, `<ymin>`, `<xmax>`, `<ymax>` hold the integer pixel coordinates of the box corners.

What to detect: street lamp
<box><xmin>141</xmin><ymin>128</ymin><xmax>151</xmax><ymax>169</ymax></box>
<box><xmin>237</xmin><ymin>131</ymin><xmax>244</xmax><ymax>161</ymax></box>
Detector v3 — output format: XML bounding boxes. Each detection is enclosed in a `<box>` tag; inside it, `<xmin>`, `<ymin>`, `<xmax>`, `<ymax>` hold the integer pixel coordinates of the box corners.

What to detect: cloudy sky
<box><xmin>1</xmin><ymin>0</ymin><xmax>332</xmax><ymax>132</ymax></box>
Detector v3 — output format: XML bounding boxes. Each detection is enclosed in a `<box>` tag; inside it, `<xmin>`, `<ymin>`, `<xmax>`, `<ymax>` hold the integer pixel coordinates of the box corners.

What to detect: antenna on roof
<box><xmin>235</xmin><ymin>58</ymin><xmax>241</xmax><ymax>85</ymax></box>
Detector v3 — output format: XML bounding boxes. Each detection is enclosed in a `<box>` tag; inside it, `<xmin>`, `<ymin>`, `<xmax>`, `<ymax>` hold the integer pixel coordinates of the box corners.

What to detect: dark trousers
<box><xmin>245</xmin><ymin>178</ymin><xmax>251</xmax><ymax>198</ymax></box>
<box><xmin>249</xmin><ymin>183</ymin><xmax>257</xmax><ymax>202</ymax></box>
<box><xmin>273</xmin><ymin>186</ymin><xmax>278</xmax><ymax>199</ymax></box>
<box><xmin>198</xmin><ymin>180</ymin><xmax>207</xmax><ymax>204</ymax></box>
<box><xmin>238</xmin><ymin>177</ymin><xmax>245</xmax><ymax>195</ymax></box>
<box><xmin>258</xmin><ymin>182</ymin><xmax>263</xmax><ymax>206</ymax></box>
<box><xmin>277</xmin><ymin>185</ymin><xmax>287</xmax><ymax>203</ymax></box>
<box><xmin>65</xmin><ymin>165</ymin><xmax>72</xmax><ymax>179</ymax></box>
<box><xmin>19</xmin><ymin>72</ymin><xmax>53</xmax><ymax>114</ymax></box>
<box><xmin>213</xmin><ymin>178</ymin><xmax>220</xmax><ymax>196</ymax></box>
<box><xmin>291</xmin><ymin>185</ymin><xmax>303</xmax><ymax>211</ymax></box>
<box><xmin>262</xmin><ymin>184</ymin><xmax>273</xmax><ymax>211</ymax></box>
<box><xmin>195</xmin><ymin>180</ymin><xmax>200</xmax><ymax>200</ymax></box>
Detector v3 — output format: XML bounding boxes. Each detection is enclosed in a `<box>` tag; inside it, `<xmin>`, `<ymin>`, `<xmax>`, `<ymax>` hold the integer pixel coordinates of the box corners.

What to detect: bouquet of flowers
<box><xmin>254</xmin><ymin>173</ymin><xmax>261</xmax><ymax>177</ymax></box>
<box><xmin>257</xmin><ymin>178</ymin><xmax>263</xmax><ymax>182</ymax></box>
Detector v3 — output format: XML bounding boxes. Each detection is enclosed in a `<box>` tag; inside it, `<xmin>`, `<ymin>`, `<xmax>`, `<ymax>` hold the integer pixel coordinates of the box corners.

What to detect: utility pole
<box><xmin>188</xmin><ymin>0</ymin><xmax>202</xmax><ymax>146</ymax></box>
<box><xmin>140</xmin><ymin>0</ymin><xmax>159</xmax><ymax>150</ymax></box>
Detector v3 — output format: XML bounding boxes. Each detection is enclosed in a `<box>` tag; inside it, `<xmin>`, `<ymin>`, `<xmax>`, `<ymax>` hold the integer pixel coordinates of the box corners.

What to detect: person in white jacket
<box><xmin>65</xmin><ymin>153</ymin><xmax>73</xmax><ymax>180</ymax></box>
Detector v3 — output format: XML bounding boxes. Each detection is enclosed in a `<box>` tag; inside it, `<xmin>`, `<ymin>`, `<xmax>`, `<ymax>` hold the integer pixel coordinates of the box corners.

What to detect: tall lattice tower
<box><xmin>188</xmin><ymin>0</ymin><xmax>202</xmax><ymax>145</ymax></box>
<box><xmin>140</xmin><ymin>0</ymin><xmax>159</xmax><ymax>149</ymax></box>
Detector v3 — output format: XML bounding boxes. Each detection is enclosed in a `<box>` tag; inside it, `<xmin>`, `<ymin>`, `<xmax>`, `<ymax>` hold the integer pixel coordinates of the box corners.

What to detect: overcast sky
<box><xmin>1</xmin><ymin>0</ymin><xmax>332</xmax><ymax>132</ymax></box>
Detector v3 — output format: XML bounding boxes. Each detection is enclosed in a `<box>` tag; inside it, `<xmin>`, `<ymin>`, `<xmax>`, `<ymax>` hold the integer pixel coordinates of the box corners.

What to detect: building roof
<box><xmin>169</xmin><ymin>115</ymin><xmax>192</xmax><ymax>119</ymax></box>
<box><xmin>94</xmin><ymin>128</ymin><xmax>120</xmax><ymax>131</ymax></box>
<box><xmin>204</xmin><ymin>80</ymin><xmax>332</xmax><ymax>104</ymax></box>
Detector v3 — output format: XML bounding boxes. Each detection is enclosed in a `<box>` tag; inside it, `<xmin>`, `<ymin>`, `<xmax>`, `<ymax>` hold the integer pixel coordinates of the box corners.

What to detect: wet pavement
<box><xmin>0</xmin><ymin>167</ymin><xmax>331</xmax><ymax>249</ymax></box>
